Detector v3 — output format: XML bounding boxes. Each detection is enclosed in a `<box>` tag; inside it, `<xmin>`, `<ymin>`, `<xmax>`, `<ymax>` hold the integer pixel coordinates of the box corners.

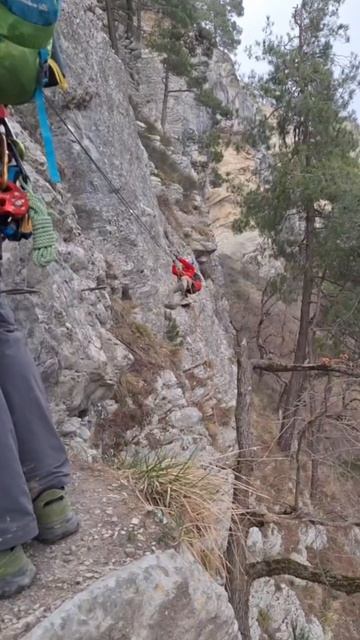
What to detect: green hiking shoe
<box><xmin>34</xmin><ymin>489</ymin><xmax>79</xmax><ymax>544</ymax></box>
<box><xmin>0</xmin><ymin>546</ymin><xmax>36</xmax><ymax>599</ymax></box>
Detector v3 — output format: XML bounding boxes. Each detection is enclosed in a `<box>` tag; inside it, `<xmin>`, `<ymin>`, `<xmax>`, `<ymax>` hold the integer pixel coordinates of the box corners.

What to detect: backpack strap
<box><xmin>34</xmin><ymin>48</ymin><xmax>61</xmax><ymax>184</ymax></box>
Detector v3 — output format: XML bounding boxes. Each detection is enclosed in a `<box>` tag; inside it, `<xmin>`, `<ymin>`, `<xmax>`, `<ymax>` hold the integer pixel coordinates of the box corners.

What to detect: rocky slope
<box><xmin>4</xmin><ymin>0</ymin><xmax>236</xmax><ymax>465</ymax></box>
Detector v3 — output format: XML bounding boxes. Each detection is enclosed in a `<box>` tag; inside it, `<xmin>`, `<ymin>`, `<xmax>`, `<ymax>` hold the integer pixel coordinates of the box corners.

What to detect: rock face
<box><xmin>250</xmin><ymin>578</ymin><xmax>326</xmax><ymax>640</ymax></box>
<box><xmin>207</xmin><ymin>49</ymin><xmax>257</xmax><ymax>130</ymax></box>
<box><xmin>3</xmin><ymin>0</ymin><xmax>236</xmax><ymax>454</ymax></box>
<box><xmin>24</xmin><ymin>551</ymin><xmax>241</xmax><ymax>640</ymax></box>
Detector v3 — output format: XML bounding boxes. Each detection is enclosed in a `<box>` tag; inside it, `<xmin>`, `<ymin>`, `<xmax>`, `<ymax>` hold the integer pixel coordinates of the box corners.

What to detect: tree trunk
<box><xmin>226</xmin><ymin>518</ymin><xmax>252</xmax><ymax>640</ymax></box>
<box><xmin>279</xmin><ymin>207</ymin><xmax>315</xmax><ymax>451</ymax></box>
<box><xmin>255</xmin><ymin>282</ymin><xmax>275</xmax><ymax>381</ymax></box>
<box><xmin>104</xmin><ymin>0</ymin><xmax>119</xmax><ymax>56</ymax></box>
<box><xmin>294</xmin><ymin>426</ymin><xmax>306</xmax><ymax>511</ymax></box>
<box><xmin>307</xmin><ymin>283</ymin><xmax>322</xmax><ymax>505</ymax></box>
<box><xmin>161</xmin><ymin>68</ymin><xmax>170</xmax><ymax>132</ymax></box>
<box><xmin>234</xmin><ymin>339</ymin><xmax>255</xmax><ymax>480</ymax></box>
<box><xmin>126</xmin><ymin>0</ymin><xmax>134</xmax><ymax>39</ymax></box>
<box><xmin>136</xmin><ymin>0</ymin><xmax>142</xmax><ymax>43</ymax></box>
<box><xmin>310</xmin><ymin>374</ymin><xmax>332</xmax><ymax>503</ymax></box>
<box><xmin>226</xmin><ymin>339</ymin><xmax>255</xmax><ymax>640</ymax></box>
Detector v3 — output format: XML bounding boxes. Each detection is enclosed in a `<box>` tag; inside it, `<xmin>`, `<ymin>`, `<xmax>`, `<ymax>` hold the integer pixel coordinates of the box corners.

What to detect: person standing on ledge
<box><xmin>0</xmin><ymin>295</ymin><xmax>79</xmax><ymax>599</ymax></box>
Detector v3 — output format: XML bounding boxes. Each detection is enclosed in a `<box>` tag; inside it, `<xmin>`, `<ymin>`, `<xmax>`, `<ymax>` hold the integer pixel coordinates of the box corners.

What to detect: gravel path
<box><xmin>0</xmin><ymin>459</ymin><xmax>165</xmax><ymax>640</ymax></box>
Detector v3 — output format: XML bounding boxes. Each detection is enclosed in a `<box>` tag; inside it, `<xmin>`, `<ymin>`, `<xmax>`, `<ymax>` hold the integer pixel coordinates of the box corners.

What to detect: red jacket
<box><xmin>172</xmin><ymin>257</ymin><xmax>202</xmax><ymax>293</ymax></box>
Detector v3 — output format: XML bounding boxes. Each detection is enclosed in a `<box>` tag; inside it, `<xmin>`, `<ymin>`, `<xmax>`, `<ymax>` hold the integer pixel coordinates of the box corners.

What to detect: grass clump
<box><xmin>291</xmin><ymin>622</ymin><xmax>312</xmax><ymax>640</ymax></box>
<box><xmin>165</xmin><ymin>317</ymin><xmax>183</xmax><ymax>346</ymax></box>
<box><xmin>119</xmin><ymin>453</ymin><xmax>233</xmax><ymax>576</ymax></box>
<box><xmin>257</xmin><ymin>608</ymin><xmax>272</xmax><ymax>632</ymax></box>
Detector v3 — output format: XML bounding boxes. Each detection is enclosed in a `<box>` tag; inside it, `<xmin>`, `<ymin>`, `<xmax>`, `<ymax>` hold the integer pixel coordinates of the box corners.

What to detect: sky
<box><xmin>238</xmin><ymin>0</ymin><xmax>360</xmax><ymax>118</ymax></box>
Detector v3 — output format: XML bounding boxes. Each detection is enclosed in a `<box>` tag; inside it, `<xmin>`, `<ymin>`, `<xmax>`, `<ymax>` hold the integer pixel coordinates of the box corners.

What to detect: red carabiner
<box><xmin>0</xmin><ymin>182</ymin><xmax>29</xmax><ymax>218</ymax></box>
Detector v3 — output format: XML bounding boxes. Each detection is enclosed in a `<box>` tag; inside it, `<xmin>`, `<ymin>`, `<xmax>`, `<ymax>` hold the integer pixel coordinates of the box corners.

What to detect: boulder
<box><xmin>25</xmin><ymin>551</ymin><xmax>241</xmax><ymax>640</ymax></box>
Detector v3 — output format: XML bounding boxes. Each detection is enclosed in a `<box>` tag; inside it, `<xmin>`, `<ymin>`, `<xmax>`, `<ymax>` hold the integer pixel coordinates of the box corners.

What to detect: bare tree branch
<box><xmin>251</xmin><ymin>359</ymin><xmax>360</xmax><ymax>378</ymax></box>
<box><xmin>246</xmin><ymin>558</ymin><xmax>360</xmax><ymax>595</ymax></box>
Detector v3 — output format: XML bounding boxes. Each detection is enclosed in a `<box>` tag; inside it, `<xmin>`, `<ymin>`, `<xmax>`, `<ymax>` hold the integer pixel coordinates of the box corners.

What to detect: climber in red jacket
<box><xmin>171</xmin><ymin>256</ymin><xmax>202</xmax><ymax>303</ymax></box>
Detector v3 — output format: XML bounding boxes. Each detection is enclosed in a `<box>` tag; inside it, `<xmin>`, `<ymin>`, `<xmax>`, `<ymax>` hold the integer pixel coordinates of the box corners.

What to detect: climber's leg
<box><xmin>172</xmin><ymin>281</ymin><xmax>183</xmax><ymax>295</ymax></box>
<box><xmin>0</xmin><ymin>392</ymin><xmax>37</xmax><ymax>596</ymax></box>
<box><xmin>0</xmin><ymin>298</ymin><xmax>70</xmax><ymax>498</ymax></box>
<box><xmin>165</xmin><ymin>276</ymin><xmax>193</xmax><ymax>309</ymax></box>
<box><xmin>173</xmin><ymin>276</ymin><xmax>191</xmax><ymax>295</ymax></box>
<box><xmin>180</xmin><ymin>276</ymin><xmax>192</xmax><ymax>295</ymax></box>
<box><xmin>0</xmin><ymin>387</ymin><xmax>38</xmax><ymax>550</ymax></box>
<box><xmin>0</xmin><ymin>400</ymin><xmax>37</xmax><ymax>597</ymax></box>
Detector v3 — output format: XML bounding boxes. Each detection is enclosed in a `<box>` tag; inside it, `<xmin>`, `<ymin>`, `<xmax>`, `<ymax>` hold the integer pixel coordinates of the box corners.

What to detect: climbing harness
<box><xmin>0</xmin><ymin>111</ymin><xmax>57</xmax><ymax>266</ymax></box>
<box><xmin>0</xmin><ymin>116</ymin><xmax>31</xmax><ymax>242</ymax></box>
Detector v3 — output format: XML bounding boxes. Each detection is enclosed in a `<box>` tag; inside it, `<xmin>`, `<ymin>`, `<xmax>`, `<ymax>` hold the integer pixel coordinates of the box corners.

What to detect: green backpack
<box><xmin>0</xmin><ymin>0</ymin><xmax>62</xmax><ymax>105</ymax></box>
<box><xmin>0</xmin><ymin>0</ymin><xmax>66</xmax><ymax>182</ymax></box>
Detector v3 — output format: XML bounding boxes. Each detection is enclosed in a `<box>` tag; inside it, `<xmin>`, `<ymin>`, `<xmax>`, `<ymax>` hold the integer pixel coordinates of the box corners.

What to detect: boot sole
<box><xmin>0</xmin><ymin>562</ymin><xmax>36</xmax><ymax>599</ymax></box>
<box><xmin>37</xmin><ymin>513</ymin><xmax>80</xmax><ymax>545</ymax></box>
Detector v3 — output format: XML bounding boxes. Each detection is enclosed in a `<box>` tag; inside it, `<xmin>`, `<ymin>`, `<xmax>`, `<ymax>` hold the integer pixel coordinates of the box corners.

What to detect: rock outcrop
<box><xmin>4</xmin><ymin>0</ymin><xmax>236</xmax><ymax>461</ymax></box>
<box><xmin>24</xmin><ymin>551</ymin><xmax>241</xmax><ymax>640</ymax></box>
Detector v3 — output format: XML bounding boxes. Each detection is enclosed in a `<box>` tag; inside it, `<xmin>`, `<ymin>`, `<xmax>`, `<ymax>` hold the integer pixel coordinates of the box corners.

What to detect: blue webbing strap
<box><xmin>35</xmin><ymin>49</ymin><xmax>61</xmax><ymax>184</ymax></box>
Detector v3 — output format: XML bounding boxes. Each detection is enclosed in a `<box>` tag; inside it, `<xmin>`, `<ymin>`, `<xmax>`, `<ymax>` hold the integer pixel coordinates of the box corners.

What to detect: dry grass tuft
<box><xmin>94</xmin><ymin>299</ymin><xmax>182</xmax><ymax>456</ymax></box>
<box><xmin>119</xmin><ymin>453</ymin><xmax>232</xmax><ymax>575</ymax></box>
<box><xmin>118</xmin><ymin>453</ymin><xmax>265</xmax><ymax>577</ymax></box>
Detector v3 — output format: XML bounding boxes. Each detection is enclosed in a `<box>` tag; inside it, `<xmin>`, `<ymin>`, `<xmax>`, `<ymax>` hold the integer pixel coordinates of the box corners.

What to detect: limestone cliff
<box><xmin>4</xmin><ymin>0</ymin><xmax>236</xmax><ymax>465</ymax></box>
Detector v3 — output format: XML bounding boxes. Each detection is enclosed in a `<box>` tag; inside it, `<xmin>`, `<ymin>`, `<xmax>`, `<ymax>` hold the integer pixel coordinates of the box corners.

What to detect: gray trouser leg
<box><xmin>0</xmin><ymin>299</ymin><xmax>70</xmax><ymax>549</ymax></box>
<box><xmin>173</xmin><ymin>276</ymin><xmax>191</xmax><ymax>295</ymax></box>
<box><xmin>0</xmin><ymin>388</ymin><xmax>38</xmax><ymax>550</ymax></box>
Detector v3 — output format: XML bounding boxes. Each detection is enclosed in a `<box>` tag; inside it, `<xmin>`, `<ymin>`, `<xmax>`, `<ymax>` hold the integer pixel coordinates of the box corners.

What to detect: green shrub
<box><xmin>291</xmin><ymin>622</ymin><xmax>312</xmax><ymax>640</ymax></box>
<box><xmin>197</xmin><ymin>87</ymin><xmax>232</xmax><ymax>119</ymax></box>
<box><xmin>166</xmin><ymin>318</ymin><xmax>183</xmax><ymax>346</ymax></box>
<box><xmin>257</xmin><ymin>608</ymin><xmax>271</xmax><ymax>632</ymax></box>
<box><xmin>210</xmin><ymin>169</ymin><xmax>224</xmax><ymax>188</ymax></box>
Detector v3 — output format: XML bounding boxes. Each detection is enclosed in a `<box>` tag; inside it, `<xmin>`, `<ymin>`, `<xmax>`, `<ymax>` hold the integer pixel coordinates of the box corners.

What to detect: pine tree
<box><xmin>198</xmin><ymin>0</ymin><xmax>244</xmax><ymax>52</ymax></box>
<box><xmin>149</xmin><ymin>0</ymin><xmax>198</xmax><ymax>130</ymax></box>
<box><xmin>149</xmin><ymin>0</ymin><xmax>243</xmax><ymax>129</ymax></box>
<box><xmin>235</xmin><ymin>0</ymin><xmax>360</xmax><ymax>451</ymax></box>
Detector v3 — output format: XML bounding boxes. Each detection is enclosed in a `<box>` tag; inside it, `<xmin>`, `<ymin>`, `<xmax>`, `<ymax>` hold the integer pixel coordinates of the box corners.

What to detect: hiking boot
<box><xmin>0</xmin><ymin>546</ymin><xmax>36</xmax><ymax>599</ymax></box>
<box><xmin>34</xmin><ymin>489</ymin><xmax>79</xmax><ymax>544</ymax></box>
